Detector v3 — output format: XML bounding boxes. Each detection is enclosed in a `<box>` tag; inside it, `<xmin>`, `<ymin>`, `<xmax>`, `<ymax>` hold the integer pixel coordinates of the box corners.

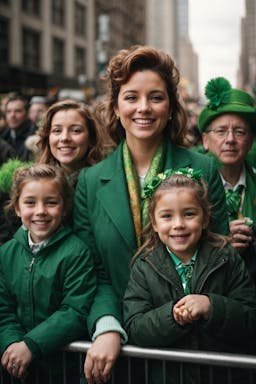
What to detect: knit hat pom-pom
<box><xmin>205</xmin><ymin>77</ymin><xmax>232</xmax><ymax>110</ymax></box>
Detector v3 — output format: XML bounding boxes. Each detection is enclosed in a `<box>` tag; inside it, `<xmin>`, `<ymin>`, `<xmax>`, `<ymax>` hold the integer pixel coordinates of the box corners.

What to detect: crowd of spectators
<box><xmin>1</xmin><ymin>45</ymin><xmax>256</xmax><ymax>384</ymax></box>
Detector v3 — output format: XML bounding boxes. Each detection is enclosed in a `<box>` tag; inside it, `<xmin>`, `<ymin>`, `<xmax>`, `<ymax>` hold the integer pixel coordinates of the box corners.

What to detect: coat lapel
<box><xmin>95</xmin><ymin>141</ymin><xmax>195</xmax><ymax>253</ymax></box>
<box><xmin>96</xmin><ymin>145</ymin><xmax>137</xmax><ymax>251</ymax></box>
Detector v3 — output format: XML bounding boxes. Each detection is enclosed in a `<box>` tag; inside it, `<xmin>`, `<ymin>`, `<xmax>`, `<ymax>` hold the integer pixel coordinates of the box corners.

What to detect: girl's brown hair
<box><xmin>7</xmin><ymin>164</ymin><xmax>73</xmax><ymax>223</ymax></box>
<box><xmin>102</xmin><ymin>45</ymin><xmax>188</xmax><ymax>146</ymax></box>
<box><xmin>132</xmin><ymin>173</ymin><xmax>229</xmax><ymax>265</ymax></box>
<box><xmin>36</xmin><ymin>99</ymin><xmax>108</xmax><ymax>168</ymax></box>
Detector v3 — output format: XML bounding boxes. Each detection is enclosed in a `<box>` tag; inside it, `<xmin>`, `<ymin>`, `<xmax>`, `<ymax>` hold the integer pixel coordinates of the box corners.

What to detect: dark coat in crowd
<box><xmin>0</xmin><ymin>120</ymin><xmax>37</xmax><ymax>161</ymax></box>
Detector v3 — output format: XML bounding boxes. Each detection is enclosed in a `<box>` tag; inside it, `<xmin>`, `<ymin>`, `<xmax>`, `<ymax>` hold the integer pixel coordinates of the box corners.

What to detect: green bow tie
<box><xmin>225</xmin><ymin>185</ymin><xmax>244</xmax><ymax>221</ymax></box>
<box><xmin>177</xmin><ymin>261</ymin><xmax>195</xmax><ymax>294</ymax></box>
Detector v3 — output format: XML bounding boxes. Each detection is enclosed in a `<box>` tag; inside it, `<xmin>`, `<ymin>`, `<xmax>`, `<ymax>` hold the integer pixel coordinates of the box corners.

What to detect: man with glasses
<box><xmin>198</xmin><ymin>77</ymin><xmax>256</xmax><ymax>284</ymax></box>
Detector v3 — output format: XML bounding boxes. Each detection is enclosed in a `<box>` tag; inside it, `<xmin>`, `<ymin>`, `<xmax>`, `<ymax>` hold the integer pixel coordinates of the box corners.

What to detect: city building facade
<box><xmin>0</xmin><ymin>0</ymin><xmax>146</xmax><ymax>98</ymax></box>
<box><xmin>0</xmin><ymin>0</ymin><xmax>95</xmax><ymax>97</ymax></box>
<box><xmin>146</xmin><ymin>0</ymin><xmax>199</xmax><ymax>98</ymax></box>
<box><xmin>95</xmin><ymin>0</ymin><xmax>146</xmax><ymax>73</ymax></box>
<box><xmin>238</xmin><ymin>0</ymin><xmax>256</xmax><ymax>93</ymax></box>
<box><xmin>0</xmin><ymin>0</ymin><xmax>201</xmax><ymax>99</ymax></box>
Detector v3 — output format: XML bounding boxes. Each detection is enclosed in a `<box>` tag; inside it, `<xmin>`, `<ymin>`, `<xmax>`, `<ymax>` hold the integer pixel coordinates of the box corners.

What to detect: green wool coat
<box><xmin>74</xmin><ymin>140</ymin><xmax>229</xmax><ymax>335</ymax></box>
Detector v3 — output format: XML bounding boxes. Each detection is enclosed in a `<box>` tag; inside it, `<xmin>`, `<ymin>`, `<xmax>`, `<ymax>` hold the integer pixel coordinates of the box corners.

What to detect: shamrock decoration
<box><xmin>142</xmin><ymin>167</ymin><xmax>203</xmax><ymax>199</ymax></box>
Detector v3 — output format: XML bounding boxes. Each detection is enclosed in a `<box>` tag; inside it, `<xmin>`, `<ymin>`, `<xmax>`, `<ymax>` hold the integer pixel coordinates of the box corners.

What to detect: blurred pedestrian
<box><xmin>0</xmin><ymin>110</ymin><xmax>6</xmax><ymax>133</ymax></box>
<box><xmin>28</xmin><ymin>96</ymin><xmax>48</xmax><ymax>126</ymax></box>
<box><xmin>184</xmin><ymin>101</ymin><xmax>202</xmax><ymax>147</ymax></box>
<box><xmin>0</xmin><ymin>94</ymin><xmax>9</xmax><ymax>114</ymax></box>
<box><xmin>0</xmin><ymin>93</ymin><xmax>37</xmax><ymax>161</ymax></box>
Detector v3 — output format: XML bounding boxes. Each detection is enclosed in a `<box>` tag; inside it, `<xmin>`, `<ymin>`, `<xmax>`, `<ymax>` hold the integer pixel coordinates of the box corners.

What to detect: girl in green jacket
<box><xmin>0</xmin><ymin>164</ymin><xmax>96</xmax><ymax>383</ymax></box>
<box><xmin>123</xmin><ymin>168</ymin><xmax>256</xmax><ymax>384</ymax></box>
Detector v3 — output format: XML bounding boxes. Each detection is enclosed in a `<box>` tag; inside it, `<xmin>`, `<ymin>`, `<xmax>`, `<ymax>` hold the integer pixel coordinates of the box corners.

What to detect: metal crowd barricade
<box><xmin>65</xmin><ymin>341</ymin><xmax>256</xmax><ymax>384</ymax></box>
<box><xmin>1</xmin><ymin>342</ymin><xmax>256</xmax><ymax>383</ymax></box>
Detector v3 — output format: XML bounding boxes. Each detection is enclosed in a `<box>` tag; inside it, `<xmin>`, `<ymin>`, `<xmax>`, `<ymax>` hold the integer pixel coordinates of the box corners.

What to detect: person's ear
<box><xmin>152</xmin><ymin>219</ymin><xmax>158</xmax><ymax>233</ymax></box>
<box><xmin>15</xmin><ymin>207</ymin><xmax>21</xmax><ymax>217</ymax></box>
<box><xmin>203</xmin><ymin>214</ymin><xmax>210</xmax><ymax>230</ymax></box>
<box><xmin>202</xmin><ymin>132</ymin><xmax>210</xmax><ymax>151</ymax></box>
<box><xmin>114</xmin><ymin>106</ymin><xmax>120</xmax><ymax>120</ymax></box>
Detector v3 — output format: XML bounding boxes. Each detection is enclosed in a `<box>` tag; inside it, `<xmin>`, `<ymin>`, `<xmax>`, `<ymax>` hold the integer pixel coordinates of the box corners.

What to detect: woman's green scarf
<box><xmin>123</xmin><ymin>140</ymin><xmax>165</xmax><ymax>247</ymax></box>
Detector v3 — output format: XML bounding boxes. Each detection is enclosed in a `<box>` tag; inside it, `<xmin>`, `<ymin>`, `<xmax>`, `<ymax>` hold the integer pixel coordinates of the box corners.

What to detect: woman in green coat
<box><xmin>74</xmin><ymin>45</ymin><xmax>229</xmax><ymax>384</ymax></box>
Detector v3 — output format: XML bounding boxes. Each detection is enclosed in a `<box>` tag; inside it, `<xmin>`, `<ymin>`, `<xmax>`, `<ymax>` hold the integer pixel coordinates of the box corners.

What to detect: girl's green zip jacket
<box><xmin>0</xmin><ymin>225</ymin><xmax>96</xmax><ymax>375</ymax></box>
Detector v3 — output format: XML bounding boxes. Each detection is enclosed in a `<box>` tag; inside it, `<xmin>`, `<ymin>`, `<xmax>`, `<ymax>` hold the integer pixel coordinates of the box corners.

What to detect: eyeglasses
<box><xmin>206</xmin><ymin>127</ymin><xmax>250</xmax><ymax>139</ymax></box>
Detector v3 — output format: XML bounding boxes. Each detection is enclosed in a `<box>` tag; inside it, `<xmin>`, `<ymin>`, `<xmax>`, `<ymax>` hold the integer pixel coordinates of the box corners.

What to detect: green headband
<box><xmin>142</xmin><ymin>167</ymin><xmax>203</xmax><ymax>199</ymax></box>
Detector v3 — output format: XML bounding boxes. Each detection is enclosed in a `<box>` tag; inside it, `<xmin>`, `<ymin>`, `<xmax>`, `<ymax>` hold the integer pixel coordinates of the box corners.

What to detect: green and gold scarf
<box><xmin>123</xmin><ymin>140</ymin><xmax>165</xmax><ymax>247</ymax></box>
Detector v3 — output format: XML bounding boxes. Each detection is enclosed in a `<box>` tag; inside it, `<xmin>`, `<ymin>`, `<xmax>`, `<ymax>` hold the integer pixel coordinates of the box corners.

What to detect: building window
<box><xmin>0</xmin><ymin>16</ymin><xmax>9</xmax><ymax>65</ymax></box>
<box><xmin>53</xmin><ymin>38</ymin><xmax>64</xmax><ymax>74</ymax></box>
<box><xmin>74</xmin><ymin>2</ymin><xmax>86</xmax><ymax>36</ymax></box>
<box><xmin>21</xmin><ymin>0</ymin><xmax>41</xmax><ymax>16</ymax></box>
<box><xmin>52</xmin><ymin>0</ymin><xmax>65</xmax><ymax>26</ymax></box>
<box><xmin>23</xmin><ymin>28</ymin><xmax>40</xmax><ymax>70</ymax></box>
<box><xmin>0</xmin><ymin>0</ymin><xmax>9</xmax><ymax>5</ymax></box>
<box><xmin>75</xmin><ymin>46</ymin><xmax>86</xmax><ymax>76</ymax></box>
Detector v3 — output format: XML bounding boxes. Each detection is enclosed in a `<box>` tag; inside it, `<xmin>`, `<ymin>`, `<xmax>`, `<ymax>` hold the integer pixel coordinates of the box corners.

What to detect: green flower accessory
<box><xmin>142</xmin><ymin>167</ymin><xmax>203</xmax><ymax>199</ymax></box>
<box><xmin>205</xmin><ymin>77</ymin><xmax>232</xmax><ymax>110</ymax></box>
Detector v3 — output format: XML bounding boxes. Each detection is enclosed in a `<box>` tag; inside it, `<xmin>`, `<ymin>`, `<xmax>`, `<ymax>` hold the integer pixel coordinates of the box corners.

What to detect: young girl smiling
<box><xmin>0</xmin><ymin>164</ymin><xmax>96</xmax><ymax>383</ymax></box>
<box><xmin>124</xmin><ymin>168</ymin><xmax>256</xmax><ymax>383</ymax></box>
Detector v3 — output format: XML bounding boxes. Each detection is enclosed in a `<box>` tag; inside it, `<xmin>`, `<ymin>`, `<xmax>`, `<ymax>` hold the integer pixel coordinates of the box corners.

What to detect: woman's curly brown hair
<box><xmin>102</xmin><ymin>45</ymin><xmax>188</xmax><ymax>146</ymax></box>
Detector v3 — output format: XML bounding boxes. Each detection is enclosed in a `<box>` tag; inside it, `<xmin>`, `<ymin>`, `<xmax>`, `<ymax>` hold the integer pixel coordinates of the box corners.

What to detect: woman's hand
<box><xmin>84</xmin><ymin>332</ymin><xmax>121</xmax><ymax>384</ymax></box>
<box><xmin>1</xmin><ymin>341</ymin><xmax>33</xmax><ymax>379</ymax></box>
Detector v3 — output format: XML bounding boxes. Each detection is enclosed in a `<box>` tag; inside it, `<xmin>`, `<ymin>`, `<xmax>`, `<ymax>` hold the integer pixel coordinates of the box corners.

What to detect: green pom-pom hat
<box><xmin>198</xmin><ymin>77</ymin><xmax>256</xmax><ymax>132</ymax></box>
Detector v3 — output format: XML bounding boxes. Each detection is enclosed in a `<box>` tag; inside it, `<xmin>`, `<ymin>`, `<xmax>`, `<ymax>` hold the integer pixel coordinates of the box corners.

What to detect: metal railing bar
<box><xmin>64</xmin><ymin>341</ymin><xmax>256</xmax><ymax>369</ymax></box>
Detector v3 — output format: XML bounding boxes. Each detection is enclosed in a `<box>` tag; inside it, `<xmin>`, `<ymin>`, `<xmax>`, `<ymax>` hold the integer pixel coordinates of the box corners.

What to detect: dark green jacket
<box><xmin>123</xmin><ymin>241</ymin><xmax>256</xmax><ymax>383</ymax></box>
<box><xmin>74</xmin><ymin>140</ymin><xmax>229</xmax><ymax>335</ymax></box>
<box><xmin>0</xmin><ymin>226</ymin><xmax>96</xmax><ymax>370</ymax></box>
<box><xmin>241</xmin><ymin>162</ymin><xmax>256</xmax><ymax>223</ymax></box>
<box><xmin>239</xmin><ymin>163</ymin><xmax>256</xmax><ymax>285</ymax></box>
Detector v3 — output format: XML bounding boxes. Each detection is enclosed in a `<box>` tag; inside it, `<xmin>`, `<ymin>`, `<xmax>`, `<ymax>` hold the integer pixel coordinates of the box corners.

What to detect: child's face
<box><xmin>152</xmin><ymin>188</ymin><xmax>209</xmax><ymax>263</ymax></box>
<box><xmin>15</xmin><ymin>179</ymin><xmax>65</xmax><ymax>243</ymax></box>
